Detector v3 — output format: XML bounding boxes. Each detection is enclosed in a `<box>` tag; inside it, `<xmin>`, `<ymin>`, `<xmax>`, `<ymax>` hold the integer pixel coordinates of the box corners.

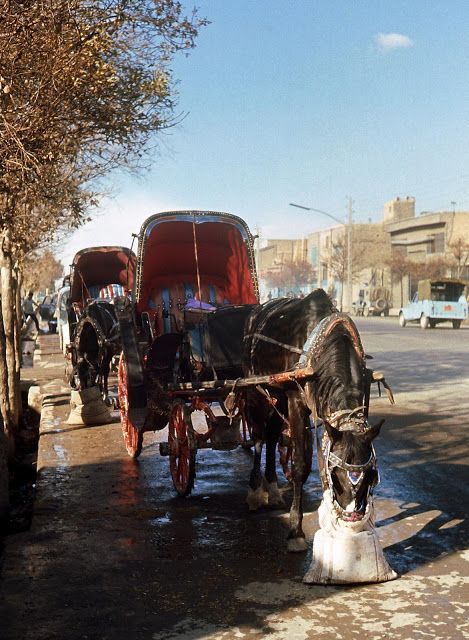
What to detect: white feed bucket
<box><xmin>303</xmin><ymin>489</ymin><xmax>398</xmax><ymax>585</ymax></box>
<box><xmin>67</xmin><ymin>387</ymin><xmax>112</xmax><ymax>426</ymax></box>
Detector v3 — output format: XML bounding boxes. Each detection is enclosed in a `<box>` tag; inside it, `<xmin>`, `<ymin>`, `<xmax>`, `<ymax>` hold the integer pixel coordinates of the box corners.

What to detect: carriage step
<box><xmin>159</xmin><ymin>442</ymin><xmax>170</xmax><ymax>456</ymax></box>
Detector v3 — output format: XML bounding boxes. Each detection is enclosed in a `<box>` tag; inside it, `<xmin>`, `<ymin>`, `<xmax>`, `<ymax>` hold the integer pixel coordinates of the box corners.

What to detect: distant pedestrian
<box><xmin>22</xmin><ymin>291</ymin><xmax>39</xmax><ymax>332</ymax></box>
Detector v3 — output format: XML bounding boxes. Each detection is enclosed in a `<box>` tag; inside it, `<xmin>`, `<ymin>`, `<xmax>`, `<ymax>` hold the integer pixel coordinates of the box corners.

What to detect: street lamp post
<box><xmin>289</xmin><ymin>201</ymin><xmax>354</xmax><ymax>311</ymax></box>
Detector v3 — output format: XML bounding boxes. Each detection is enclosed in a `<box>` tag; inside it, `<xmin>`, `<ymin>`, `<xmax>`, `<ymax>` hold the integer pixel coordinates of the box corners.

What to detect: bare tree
<box><xmin>0</xmin><ymin>0</ymin><xmax>207</xmax><ymax>491</ymax></box>
<box><xmin>22</xmin><ymin>250</ymin><xmax>64</xmax><ymax>295</ymax></box>
<box><xmin>447</xmin><ymin>236</ymin><xmax>469</xmax><ymax>278</ymax></box>
<box><xmin>324</xmin><ymin>224</ymin><xmax>390</xmax><ymax>310</ymax></box>
<box><xmin>410</xmin><ymin>256</ymin><xmax>449</xmax><ymax>282</ymax></box>
<box><xmin>386</xmin><ymin>250</ymin><xmax>410</xmax><ymax>307</ymax></box>
<box><xmin>265</xmin><ymin>260</ymin><xmax>317</xmax><ymax>294</ymax></box>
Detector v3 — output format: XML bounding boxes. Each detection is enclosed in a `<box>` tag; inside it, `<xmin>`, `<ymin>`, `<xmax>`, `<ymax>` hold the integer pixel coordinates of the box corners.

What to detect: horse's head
<box><xmin>320</xmin><ymin>410</ymin><xmax>383</xmax><ymax>523</ymax></box>
<box><xmin>70</xmin><ymin>355</ymin><xmax>98</xmax><ymax>390</ymax></box>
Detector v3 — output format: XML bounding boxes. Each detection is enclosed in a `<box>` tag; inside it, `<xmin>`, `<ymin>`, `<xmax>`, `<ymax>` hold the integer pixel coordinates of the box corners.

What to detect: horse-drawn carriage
<box><xmin>62</xmin><ymin>212</ymin><xmax>394</xmax><ymax>582</ymax></box>
<box><xmin>65</xmin><ymin>245</ymin><xmax>136</xmax><ymax>402</ymax></box>
<box><xmin>116</xmin><ymin>211</ymin><xmax>260</xmax><ymax>487</ymax></box>
<box><xmin>116</xmin><ymin>210</ymin><xmax>392</xmax><ymax>523</ymax></box>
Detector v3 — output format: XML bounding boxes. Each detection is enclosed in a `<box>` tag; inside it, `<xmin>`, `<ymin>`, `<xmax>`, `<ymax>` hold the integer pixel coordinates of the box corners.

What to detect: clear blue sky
<box><xmin>62</xmin><ymin>0</ymin><xmax>469</xmax><ymax>266</ymax></box>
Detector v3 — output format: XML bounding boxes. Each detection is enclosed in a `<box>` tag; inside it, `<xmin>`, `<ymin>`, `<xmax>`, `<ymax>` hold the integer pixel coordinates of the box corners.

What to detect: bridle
<box><xmin>317</xmin><ymin>406</ymin><xmax>380</xmax><ymax>508</ymax></box>
<box><xmin>323</xmin><ymin>436</ymin><xmax>379</xmax><ymax>500</ymax></box>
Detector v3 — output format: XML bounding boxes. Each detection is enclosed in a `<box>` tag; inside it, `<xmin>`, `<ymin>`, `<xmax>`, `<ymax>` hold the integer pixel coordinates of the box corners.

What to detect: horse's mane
<box><xmin>313</xmin><ymin>327</ymin><xmax>364</xmax><ymax>413</ymax></box>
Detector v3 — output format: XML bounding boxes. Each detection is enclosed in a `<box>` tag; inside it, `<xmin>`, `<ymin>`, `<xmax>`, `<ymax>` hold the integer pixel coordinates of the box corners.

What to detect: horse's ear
<box><xmin>363</xmin><ymin>419</ymin><xmax>384</xmax><ymax>442</ymax></box>
<box><xmin>323</xmin><ymin>420</ymin><xmax>342</xmax><ymax>440</ymax></box>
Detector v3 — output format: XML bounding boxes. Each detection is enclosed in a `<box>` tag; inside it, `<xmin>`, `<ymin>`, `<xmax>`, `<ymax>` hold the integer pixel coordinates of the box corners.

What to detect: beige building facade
<box><xmin>259</xmin><ymin>198</ymin><xmax>469</xmax><ymax>309</ymax></box>
<box><xmin>385</xmin><ymin>197</ymin><xmax>469</xmax><ymax>303</ymax></box>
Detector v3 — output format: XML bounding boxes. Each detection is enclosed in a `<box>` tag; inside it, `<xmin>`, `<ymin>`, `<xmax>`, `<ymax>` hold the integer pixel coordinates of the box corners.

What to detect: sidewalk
<box><xmin>0</xmin><ymin>335</ymin><xmax>149</xmax><ymax>640</ymax></box>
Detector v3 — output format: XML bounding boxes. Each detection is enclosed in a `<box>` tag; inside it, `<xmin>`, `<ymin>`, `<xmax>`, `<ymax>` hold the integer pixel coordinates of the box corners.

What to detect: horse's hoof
<box><xmin>287</xmin><ymin>537</ymin><xmax>308</xmax><ymax>552</ymax></box>
<box><xmin>264</xmin><ymin>481</ymin><xmax>286</xmax><ymax>509</ymax></box>
<box><xmin>246</xmin><ymin>486</ymin><xmax>269</xmax><ymax>511</ymax></box>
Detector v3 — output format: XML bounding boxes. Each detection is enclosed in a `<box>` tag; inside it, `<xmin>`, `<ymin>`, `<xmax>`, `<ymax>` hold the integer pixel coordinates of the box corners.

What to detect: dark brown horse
<box><xmin>243</xmin><ymin>289</ymin><xmax>382</xmax><ymax>551</ymax></box>
<box><xmin>69</xmin><ymin>300</ymin><xmax>120</xmax><ymax>402</ymax></box>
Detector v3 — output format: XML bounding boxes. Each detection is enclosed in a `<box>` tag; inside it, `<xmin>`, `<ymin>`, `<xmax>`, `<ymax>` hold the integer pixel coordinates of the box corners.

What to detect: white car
<box><xmin>56</xmin><ymin>285</ymin><xmax>71</xmax><ymax>353</ymax></box>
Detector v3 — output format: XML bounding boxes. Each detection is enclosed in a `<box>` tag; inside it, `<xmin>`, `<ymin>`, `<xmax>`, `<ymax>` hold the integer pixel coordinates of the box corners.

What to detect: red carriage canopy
<box><xmin>135</xmin><ymin>212</ymin><xmax>258</xmax><ymax>313</ymax></box>
<box><xmin>70</xmin><ymin>246</ymin><xmax>136</xmax><ymax>304</ymax></box>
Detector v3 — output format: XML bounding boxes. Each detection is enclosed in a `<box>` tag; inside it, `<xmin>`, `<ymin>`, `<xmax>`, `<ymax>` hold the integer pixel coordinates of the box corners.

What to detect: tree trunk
<box><xmin>0</xmin><ymin>425</ymin><xmax>9</xmax><ymax>522</ymax></box>
<box><xmin>13</xmin><ymin>266</ymin><xmax>23</xmax><ymax>423</ymax></box>
<box><xmin>1</xmin><ymin>232</ymin><xmax>19</xmax><ymax>437</ymax></box>
<box><xmin>0</xmin><ymin>303</ymin><xmax>13</xmax><ymax>459</ymax></box>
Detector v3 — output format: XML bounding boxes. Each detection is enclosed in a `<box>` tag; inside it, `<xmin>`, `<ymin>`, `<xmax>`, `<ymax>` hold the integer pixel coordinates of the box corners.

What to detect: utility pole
<box><xmin>346</xmin><ymin>197</ymin><xmax>353</xmax><ymax>312</ymax></box>
<box><xmin>255</xmin><ymin>225</ymin><xmax>261</xmax><ymax>273</ymax></box>
<box><xmin>289</xmin><ymin>201</ymin><xmax>353</xmax><ymax>310</ymax></box>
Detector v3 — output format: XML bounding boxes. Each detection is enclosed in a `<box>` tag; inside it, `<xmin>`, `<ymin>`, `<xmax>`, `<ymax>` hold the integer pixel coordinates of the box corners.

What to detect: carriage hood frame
<box><xmin>133</xmin><ymin>210</ymin><xmax>259</xmax><ymax>311</ymax></box>
<box><xmin>69</xmin><ymin>246</ymin><xmax>137</xmax><ymax>305</ymax></box>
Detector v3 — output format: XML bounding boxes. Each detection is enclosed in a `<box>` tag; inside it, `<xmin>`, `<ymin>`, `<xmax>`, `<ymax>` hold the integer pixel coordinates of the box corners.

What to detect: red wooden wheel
<box><xmin>168</xmin><ymin>400</ymin><xmax>196</xmax><ymax>497</ymax></box>
<box><xmin>118</xmin><ymin>355</ymin><xmax>143</xmax><ymax>458</ymax></box>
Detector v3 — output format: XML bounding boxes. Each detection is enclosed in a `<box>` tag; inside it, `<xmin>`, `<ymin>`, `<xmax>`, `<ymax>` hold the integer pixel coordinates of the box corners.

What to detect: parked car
<box><xmin>38</xmin><ymin>293</ymin><xmax>58</xmax><ymax>333</ymax></box>
<box><xmin>399</xmin><ymin>279</ymin><xmax>468</xmax><ymax>329</ymax></box>
<box><xmin>352</xmin><ymin>287</ymin><xmax>391</xmax><ymax>317</ymax></box>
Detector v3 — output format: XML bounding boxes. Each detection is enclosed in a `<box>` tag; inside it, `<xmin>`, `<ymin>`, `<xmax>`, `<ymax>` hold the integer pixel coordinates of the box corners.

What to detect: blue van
<box><xmin>399</xmin><ymin>279</ymin><xmax>467</xmax><ymax>329</ymax></box>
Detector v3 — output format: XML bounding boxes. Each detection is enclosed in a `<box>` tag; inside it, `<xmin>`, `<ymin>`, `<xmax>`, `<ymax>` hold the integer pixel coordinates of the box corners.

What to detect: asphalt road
<box><xmin>1</xmin><ymin>320</ymin><xmax>468</xmax><ymax>639</ymax></box>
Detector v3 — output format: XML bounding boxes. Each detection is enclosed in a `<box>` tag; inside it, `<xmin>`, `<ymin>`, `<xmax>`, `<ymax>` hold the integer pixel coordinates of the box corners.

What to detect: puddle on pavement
<box><xmin>53</xmin><ymin>444</ymin><xmax>68</xmax><ymax>461</ymax></box>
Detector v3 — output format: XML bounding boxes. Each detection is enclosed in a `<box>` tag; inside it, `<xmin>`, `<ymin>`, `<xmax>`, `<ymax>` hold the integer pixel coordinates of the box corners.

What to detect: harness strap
<box><xmin>248</xmin><ymin>332</ymin><xmax>304</xmax><ymax>355</ymax></box>
<box><xmin>326</xmin><ymin>406</ymin><xmax>370</xmax><ymax>432</ymax></box>
<box><xmin>316</xmin><ymin>423</ymin><xmax>329</xmax><ymax>491</ymax></box>
<box><xmin>248</xmin><ymin>298</ymin><xmax>293</xmax><ymax>362</ymax></box>
<box><xmin>255</xmin><ymin>385</ymin><xmax>292</xmax><ymax>436</ymax></box>
<box><xmin>328</xmin><ymin>450</ymin><xmax>374</xmax><ymax>473</ymax></box>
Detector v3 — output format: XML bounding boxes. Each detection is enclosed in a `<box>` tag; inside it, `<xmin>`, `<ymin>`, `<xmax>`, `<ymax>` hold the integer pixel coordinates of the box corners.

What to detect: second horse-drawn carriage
<box><xmin>65</xmin><ymin>245</ymin><xmax>136</xmax><ymax>402</ymax></box>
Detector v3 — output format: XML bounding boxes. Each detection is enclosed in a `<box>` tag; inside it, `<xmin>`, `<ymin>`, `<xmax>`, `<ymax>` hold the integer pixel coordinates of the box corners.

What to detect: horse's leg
<box><xmin>246</xmin><ymin>430</ymin><xmax>268</xmax><ymax>511</ymax></box>
<box><xmin>101</xmin><ymin>349</ymin><xmax>112</xmax><ymax>405</ymax></box>
<box><xmin>286</xmin><ymin>393</ymin><xmax>308</xmax><ymax>552</ymax></box>
<box><xmin>263</xmin><ymin>403</ymin><xmax>285</xmax><ymax>508</ymax></box>
<box><xmin>245</xmin><ymin>394</ymin><xmax>268</xmax><ymax>510</ymax></box>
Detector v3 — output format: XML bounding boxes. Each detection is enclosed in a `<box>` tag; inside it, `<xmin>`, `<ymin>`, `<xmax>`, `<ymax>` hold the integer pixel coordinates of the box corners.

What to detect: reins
<box><xmin>249</xmin><ymin>332</ymin><xmax>305</xmax><ymax>355</ymax></box>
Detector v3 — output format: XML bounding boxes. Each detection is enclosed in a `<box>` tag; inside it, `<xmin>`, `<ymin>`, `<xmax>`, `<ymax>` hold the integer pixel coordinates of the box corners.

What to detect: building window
<box><xmin>310</xmin><ymin>246</ymin><xmax>318</xmax><ymax>265</ymax></box>
<box><xmin>427</xmin><ymin>232</ymin><xmax>445</xmax><ymax>254</ymax></box>
<box><xmin>321</xmin><ymin>265</ymin><xmax>328</xmax><ymax>281</ymax></box>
